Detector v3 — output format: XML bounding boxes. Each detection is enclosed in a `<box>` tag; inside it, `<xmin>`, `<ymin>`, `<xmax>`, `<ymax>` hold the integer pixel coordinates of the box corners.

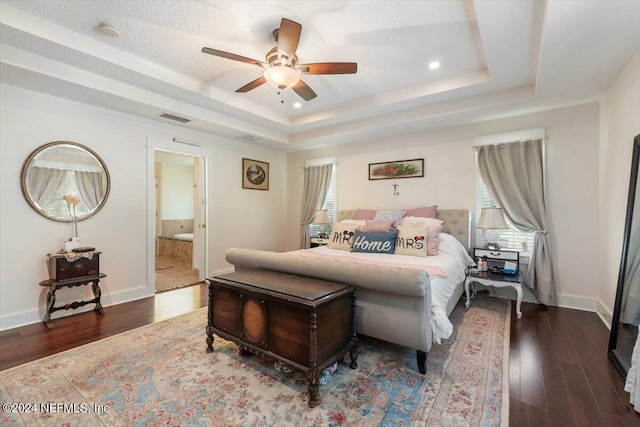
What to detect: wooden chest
<box><xmin>206</xmin><ymin>269</ymin><xmax>358</xmax><ymax>407</ymax></box>
<box><xmin>47</xmin><ymin>251</ymin><xmax>100</xmax><ymax>282</ymax></box>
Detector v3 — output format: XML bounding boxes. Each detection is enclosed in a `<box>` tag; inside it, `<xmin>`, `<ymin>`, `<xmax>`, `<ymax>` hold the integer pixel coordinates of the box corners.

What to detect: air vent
<box><xmin>158</xmin><ymin>113</ymin><xmax>191</xmax><ymax>123</ymax></box>
<box><xmin>234</xmin><ymin>134</ymin><xmax>262</xmax><ymax>143</ymax></box>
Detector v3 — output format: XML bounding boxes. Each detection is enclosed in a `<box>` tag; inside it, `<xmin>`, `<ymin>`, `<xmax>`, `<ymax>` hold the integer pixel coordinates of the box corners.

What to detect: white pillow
<box><xmin>400</xmin><ymin>216</ymin><xmax>444</xmax><ymax>228</ymax></box>
<box><xmin>328</xmin><ymin>224</ymin><xmax>359</xmax><ymax>251</ymax></box>
<box><xmin>394</xmin><ymin>226</ymin><xmax>428</xmax><ymax>257</ymax></box>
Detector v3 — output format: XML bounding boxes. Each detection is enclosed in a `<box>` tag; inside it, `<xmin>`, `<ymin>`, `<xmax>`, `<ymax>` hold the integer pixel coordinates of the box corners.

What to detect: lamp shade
<box><xmin>313</xmin><ymin>209</ymin><xmax>330</xmax><ymax>225</ymax></box>
<box><xmin>477</xmin><ymin>207</ymin><xmax>509</xmax><ymax>229</ymax></box>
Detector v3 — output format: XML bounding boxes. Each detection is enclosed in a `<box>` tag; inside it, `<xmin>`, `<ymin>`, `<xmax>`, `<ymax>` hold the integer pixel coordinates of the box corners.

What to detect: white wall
<box><xmin>287</xmin><ymin>103</ymin><xmax>601</xmax><ymax>311</ymax></box>
<box><xmin>0</xmin><ymin>83</ymin><xmax>287</xmax><ymax>330</ymax></box>
<box><xmin>599</xmin><ymin>49</ymin><xmax>640</xmax><ymax>324</ymax></box>
<box><xmin>161</xmin><ymin>162</ymin><xmax>194</xmax><ymax>220</ymax></box>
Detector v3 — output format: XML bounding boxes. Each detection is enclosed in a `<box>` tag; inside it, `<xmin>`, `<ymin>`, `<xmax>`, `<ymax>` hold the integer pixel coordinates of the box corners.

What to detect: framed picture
<box><xmin>368</xmin><ymin>158</ymin><xmax>424</xmax><ymax>180</ymax></box>
<box><xmin>242</xmin><ymin>158</ymin><xmax>269</xmax><ymax>190</ymax></box>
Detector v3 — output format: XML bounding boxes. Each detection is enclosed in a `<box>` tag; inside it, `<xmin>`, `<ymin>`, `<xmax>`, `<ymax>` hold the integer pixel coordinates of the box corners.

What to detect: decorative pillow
<box><xmin>337</xmin><ymin>210</ymin><xmax>356</xmax><ymax>221</ymax></box>
<box><xmin>394</xmin><ymin>226</ymin><xmax>428</xmax><ymax>257</ymax></box>
<box><xmin>352</xmin><ymin>230</ymin><xmax>398</xmax><ymax>254</ymax></box>
<box><xmin>340</xmin><ymin>219</ymin><xmax>366</xmax><ymax>230</ymax></box>
<box><xmin>399</xmin><ymin>216</ymin><xmax>444</xmax><ymax>228</ymax></box>
<box><xmin>354</xmin><ymin>208</ymin><xmax>377</xmax><ymax>221</ymax></box>
<box><xmin>327</xmin><ymin>224</ymin><xmax>359</xmax><ymax>251</ymax></box>
<box><xmin>373</xmin><ymin>209</ymin><xmax>406</xmax><ymax>227</ymax></box>
<box><xmin>362</xmin><ymin>220</ymin><xmax>394</xmax><ymax>232</ymax></box>
<box><xmin>404</xmin><ymin>205</ymin><xmax>437</xmax><ymax>218</ymax></box>
<box><xmin>426</xmin><ymin>225</ymin><xmax>444</xmax><ymax>255</ymax></box>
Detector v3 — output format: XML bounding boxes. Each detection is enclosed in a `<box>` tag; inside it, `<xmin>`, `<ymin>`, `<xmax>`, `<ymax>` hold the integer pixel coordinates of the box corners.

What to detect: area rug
<box><xmin>154</xmin><ymin>263</ymin><xmax>173</xmax><ymax>271</ymax></box>
<box><xmin>0</xmin><ymin>296</ymin><xmax>510</xmax><ymax>426</ymax></box>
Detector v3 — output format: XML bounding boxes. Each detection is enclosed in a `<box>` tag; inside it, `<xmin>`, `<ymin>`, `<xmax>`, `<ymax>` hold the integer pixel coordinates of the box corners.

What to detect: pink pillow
<box><xmin>427</xmin><ymin>225</ymin><xmax>443</xmax><ymax>255</ymax></box>
<box><xmin>404</xmin><ymin>205</ymin><xmax>438</xmax><ymax>218</ymax></box>
<box><xmin>404</xmin><ymin>205</ymin><xmax>437</xmax><ymax>218</ymax></box>
<box><xmin>363</xmin><ymin>220</ymin><xmax>394</xmax><ymax>232</ymax></box>
<box><xmin>354</xmin><ymin>208</ymin><xmax>377</xmax><ymax>220</ymax></box>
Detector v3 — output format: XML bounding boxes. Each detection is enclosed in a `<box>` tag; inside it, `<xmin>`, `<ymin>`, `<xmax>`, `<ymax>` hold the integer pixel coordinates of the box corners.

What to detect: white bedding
<box><xmin>290</xmin><ymin>233</ymin><xmax>474</xmax><ymax>344</ymax></box>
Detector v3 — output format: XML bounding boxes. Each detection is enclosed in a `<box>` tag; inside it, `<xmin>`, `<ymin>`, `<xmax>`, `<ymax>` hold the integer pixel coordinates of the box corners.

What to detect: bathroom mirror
<box><xmin>609</xmin><ymin>133</ymin><xmax>640</xmax><ymax>376</ymax></box>
<box><xmin>21</xmin><ymin>141</ymin><xmax>110</xmax><ymax>222</ymax></box>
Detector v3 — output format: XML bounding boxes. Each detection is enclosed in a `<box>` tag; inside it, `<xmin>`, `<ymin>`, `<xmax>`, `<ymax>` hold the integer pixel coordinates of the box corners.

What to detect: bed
<box><xmin>224</xmin><ymin>208</ymin><xmax>473</xmax><ymax>373</ymax></box>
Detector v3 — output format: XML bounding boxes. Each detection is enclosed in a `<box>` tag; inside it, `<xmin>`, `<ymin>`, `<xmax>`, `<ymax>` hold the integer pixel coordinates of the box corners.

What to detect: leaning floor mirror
<box><xmin>609</xmin><ymin>133</ymin><xmax>640</xmax><ymax>376</ymax></box>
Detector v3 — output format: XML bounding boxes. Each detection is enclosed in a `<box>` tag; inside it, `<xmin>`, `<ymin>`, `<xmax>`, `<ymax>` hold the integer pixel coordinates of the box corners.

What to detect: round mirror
<box><xmin>21</xmin><ymin>141</ymin><xmax>110</xmax><ymax>222</ymax></box>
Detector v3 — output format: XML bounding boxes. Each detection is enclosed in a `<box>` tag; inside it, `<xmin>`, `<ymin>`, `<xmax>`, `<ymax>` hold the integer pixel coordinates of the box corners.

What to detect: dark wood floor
<box><xmin>1</xmin><ymin>284</ymin><xmax>639</xmax><ymax>426</ymax></box>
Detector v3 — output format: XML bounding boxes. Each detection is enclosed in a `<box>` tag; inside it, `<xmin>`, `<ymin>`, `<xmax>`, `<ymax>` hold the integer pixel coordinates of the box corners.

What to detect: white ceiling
<box><xmin>1</xmin><ymin>0</ymin><xmax>638</xmax><ymax>151</ymax></box>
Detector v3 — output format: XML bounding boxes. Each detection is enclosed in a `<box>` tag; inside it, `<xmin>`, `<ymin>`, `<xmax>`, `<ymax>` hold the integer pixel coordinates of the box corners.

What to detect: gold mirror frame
<box><xmin>21</xmin><ymin>141</ymin><xmax>111</xmax><ymax>222</ymax></box>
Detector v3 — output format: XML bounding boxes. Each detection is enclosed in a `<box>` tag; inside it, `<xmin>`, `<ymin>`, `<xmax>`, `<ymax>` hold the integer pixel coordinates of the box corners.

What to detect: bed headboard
<box><xmin>337</xmin><ymin>209</ymin><xmax>471</xmax><ymax>251</ymax></box>
<box><xmin>436</xmin><ymin>209</ymin><xmax>471</xmax><ymax>251</ymax></box>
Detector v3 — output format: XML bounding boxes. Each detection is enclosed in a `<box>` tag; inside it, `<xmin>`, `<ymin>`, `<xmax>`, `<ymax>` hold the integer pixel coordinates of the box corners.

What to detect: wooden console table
<box><xmin>39</xmin><ymin>273</ymin><xmax>106</xmax><ymax>328</ymax></box>
<box><xmin>206</xmin><ymin>269</ymin><xmax>358</xmax><ymax>407</ymax></box>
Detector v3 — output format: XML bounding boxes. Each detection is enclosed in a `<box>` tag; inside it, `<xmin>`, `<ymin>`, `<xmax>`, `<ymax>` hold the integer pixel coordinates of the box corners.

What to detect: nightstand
<box><xmin>465</xmin><ymin>248</ymin><xmax>523</xmax><ymax>319</ymax></box>
<box><xmin>310</xmin><ymin>236</ymin><xmax>329</xmax><ymax>248</ymax></box>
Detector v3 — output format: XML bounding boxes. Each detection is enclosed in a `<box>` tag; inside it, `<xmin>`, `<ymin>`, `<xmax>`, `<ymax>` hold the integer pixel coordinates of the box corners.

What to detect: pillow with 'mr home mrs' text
<box><xmin>351</xmin><ymin>230</ymin><xmax>398</xmax><ymax>254</ymax></box>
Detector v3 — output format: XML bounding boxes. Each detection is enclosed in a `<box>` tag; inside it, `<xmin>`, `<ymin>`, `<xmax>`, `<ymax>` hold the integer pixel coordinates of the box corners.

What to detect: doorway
<box><xmin>147</xmin><ymin>138</ymin><xmax>211</xmax><ymax>293</ymax></box>
<box><xmin>153</xmin><ymin>149</ymin><xmax>206</xmax><ymax>293</ymax></box>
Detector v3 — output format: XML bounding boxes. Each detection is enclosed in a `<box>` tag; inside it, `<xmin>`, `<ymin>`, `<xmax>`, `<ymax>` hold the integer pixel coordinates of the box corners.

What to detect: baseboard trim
<box><xmin>0</xmin><ymin>285</ymin><xmax>154</xmax><ymax>332</ymax></box>
<box><xmin>555</xmin><ymin>293</ymin><xmax>598</xmax><ymax>312</ymax></box>
<box><xmin>597</xmin><ymin>300</ymin><xmax>613</xmax><ymax>330</ymax></box>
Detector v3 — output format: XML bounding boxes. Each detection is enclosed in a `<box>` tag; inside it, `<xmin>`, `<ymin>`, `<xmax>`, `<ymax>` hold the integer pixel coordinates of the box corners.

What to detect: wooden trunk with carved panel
<box><xmin>206</xmin><ymin>269</ymin><xmax>358</xmax><ymax>407</ymax></box>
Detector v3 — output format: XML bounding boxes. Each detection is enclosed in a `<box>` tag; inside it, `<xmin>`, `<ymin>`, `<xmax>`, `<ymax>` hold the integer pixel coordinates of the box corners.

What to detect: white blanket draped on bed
<box><xmin>289</xmin><ymin>233</ymin><xmax>474</xmax><ymax>344</ymax></box>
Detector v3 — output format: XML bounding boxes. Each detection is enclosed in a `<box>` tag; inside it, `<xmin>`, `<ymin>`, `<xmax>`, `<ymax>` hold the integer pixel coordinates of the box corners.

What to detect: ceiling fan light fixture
<box><xmin>263</xmin><ymin>65</ymin><xmax>300</xmax><ymax>89</ymax></box>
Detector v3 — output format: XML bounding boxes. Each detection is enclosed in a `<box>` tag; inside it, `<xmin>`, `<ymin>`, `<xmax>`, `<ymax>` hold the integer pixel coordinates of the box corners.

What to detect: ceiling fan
<box><xmin>202</xmin><ymin>18</ymin><xmax>357</xmax><ymax>102</ymax></box>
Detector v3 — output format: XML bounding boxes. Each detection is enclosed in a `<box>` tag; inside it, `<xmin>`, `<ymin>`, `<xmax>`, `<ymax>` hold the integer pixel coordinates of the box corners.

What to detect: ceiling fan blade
<box><xmin>201</xmin><ymin>47</ymin><xmax>266</xmax><ymax>67</ymax></box>
<box><xmin>235</xmin><ymin>76</ymin><xmax>267</xmax><ymax>93</ymax></box>
<box><xmin>292</xmin><ymin>80</ymin><xmax>317</xmax><ymax>101</ymax></box>
<box><xmin>277</xmin><ymin>18</ymin><xmax>302</xmax><ymax>55</ymax></box>
<box><xmin>298</xmin><ymin>62</ymin><xmax>358</xmax><ymax>74</ymax></box>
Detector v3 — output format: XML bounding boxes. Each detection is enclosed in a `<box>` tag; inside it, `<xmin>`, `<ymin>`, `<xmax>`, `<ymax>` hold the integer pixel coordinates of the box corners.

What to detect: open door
<box><xmin>193</xmin><ymin>156</ymin><xmax>207</xmax><ymax>281</ymax></box>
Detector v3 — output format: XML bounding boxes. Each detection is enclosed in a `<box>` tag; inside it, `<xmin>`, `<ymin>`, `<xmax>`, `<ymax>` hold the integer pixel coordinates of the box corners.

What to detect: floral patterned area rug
<box><xmin>0</xmin><ymin>296</ymin><xmax>510</xmax><ymax>426</ymax></box>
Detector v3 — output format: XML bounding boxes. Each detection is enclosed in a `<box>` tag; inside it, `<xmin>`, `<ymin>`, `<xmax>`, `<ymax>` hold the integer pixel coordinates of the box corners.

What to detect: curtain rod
<box><xmin>471</xmin><ymin>137</ymin><xmax>549</xmax><ymax>151</ymax></box>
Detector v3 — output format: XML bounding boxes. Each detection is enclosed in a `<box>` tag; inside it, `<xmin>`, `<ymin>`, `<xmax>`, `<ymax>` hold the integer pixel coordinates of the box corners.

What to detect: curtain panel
<box><xmin>477</xmin><ymin>139</ymin><xmax>556</xmax><ymax>305</ymax></box>
<box><xmin>72</xmin><ymin>170</ymin><xmax>104</xmax><ymax>211</ymax></box>
<box><xmin>300</xmin><ymin>164</ymin><xmax>333</xmax><ymax>249</ymax></box>
<box><xmin>27</xmin><ymin>166</ymin><xmax>66</xmax><ymax>209</ymax></box>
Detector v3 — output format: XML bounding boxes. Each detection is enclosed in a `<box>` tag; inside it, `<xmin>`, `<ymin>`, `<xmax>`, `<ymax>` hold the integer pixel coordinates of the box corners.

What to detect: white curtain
<box><xmin>626</xmin><ymin>326</ymin><xmax>640</xmax><ymax>411</ymax></box>
<box><xmin>300</xmin><ymin>164</ymin><xmax>333</xmax><ymax>249</ymax></box>
<box><xmin>477</xmin><ymin>139</ymin><xmax>556</xmax><ymax>305</ymax></box>
<box><xmin>27</xmin><ymin>166</ymin><xmax>66</xmax><ymax>208</ymax></box>
<box><xmin>72</xmin><ymin>170</ymin><xmax>105</xmax><ymax>211</ymax></box>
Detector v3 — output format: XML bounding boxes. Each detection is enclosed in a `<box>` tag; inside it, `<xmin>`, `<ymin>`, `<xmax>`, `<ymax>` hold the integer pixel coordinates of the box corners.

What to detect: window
<box><xmin>475</xmin><ymin>128</ymin><xmax>545</xmax><ymax>256</ymax></box>
<box><xmin>42</xmin><ymin>171</ymin><xmax>90</xmax><ymax>219</ymax></box>
<box><xmin>480</xmin><ymin>182</ymin><xmax>535</xmax><ymax>254</ymax></box>
<box><xmin>307</xmin><ymin>159</ymin><xmax>337</xmax><ymax>237</ymax></box>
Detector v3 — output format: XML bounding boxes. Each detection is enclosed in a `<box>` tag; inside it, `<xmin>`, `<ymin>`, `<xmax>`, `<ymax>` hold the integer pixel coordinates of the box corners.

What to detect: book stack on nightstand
<box><xmin>310</xmin><ymin>236</ymin><xmax>329</xmax><ymax>248</ymax></box>
<box><xmin>465</xmin><ymin>248</ymin><xmax>523</xmax><ymax>319</ymax></box>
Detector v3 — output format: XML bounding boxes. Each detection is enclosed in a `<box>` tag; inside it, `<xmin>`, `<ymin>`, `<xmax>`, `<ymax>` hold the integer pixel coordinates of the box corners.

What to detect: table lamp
<box><xmin>313</xmin><ymin>210</ymin><xmax>330</xmax><ymax>238</ymax></box>
<box><xmin>477</xmin><ymin>207</ymin><xmax>509</xmax><ymax>250</ymax></box>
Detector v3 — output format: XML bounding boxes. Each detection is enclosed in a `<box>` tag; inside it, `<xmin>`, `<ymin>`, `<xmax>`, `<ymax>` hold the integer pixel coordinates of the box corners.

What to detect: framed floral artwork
<box><xmin>242</xmin><ymin>158</ymin><xmax>269</xmax><ymax>190</ymax></box>
<box><xmin>368</xmin><ymin>158</ymin><xmax>424</xmax><ymax>180</ymax></box>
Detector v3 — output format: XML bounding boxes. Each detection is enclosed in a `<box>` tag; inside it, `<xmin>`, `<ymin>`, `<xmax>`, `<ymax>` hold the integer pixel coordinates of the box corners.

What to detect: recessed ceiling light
<box><xmin>428</xmin><ymin>61</ymin><xmax>440</xmax><ymax>70</ymax></box>
<box><xmin>293</xmin><ymin>102</ymin><xmax>302</xmax><ymax>108</ymax></box>
<box><xmin>96</xmin><ymin>23</ymin><xmax>119</xmax><ymax>38</ymax></box>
